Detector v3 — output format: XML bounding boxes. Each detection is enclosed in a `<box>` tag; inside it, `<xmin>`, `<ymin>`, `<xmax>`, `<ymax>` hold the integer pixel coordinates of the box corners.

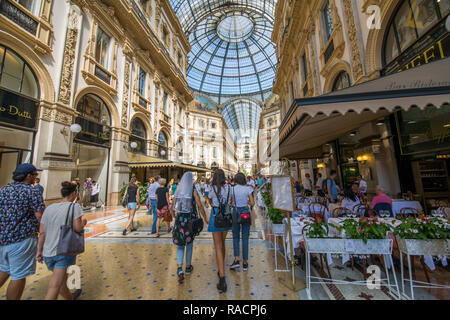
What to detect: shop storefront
<box><xmin>71</xmin><ymin>93</ymin><xmax>111</xmax><ymax>205</ymax></box>
<box><xmin>391</xmin><ymin>104</ymin><xmax>450</xmax><ymax>211</ymax></box>
<box><xmin>0</xmin><ymin>45</ymin><xmax>39</xmax><ymax>187</ymax></box>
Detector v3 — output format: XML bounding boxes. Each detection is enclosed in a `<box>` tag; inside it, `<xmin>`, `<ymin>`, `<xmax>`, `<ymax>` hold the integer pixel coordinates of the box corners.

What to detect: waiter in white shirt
<box><xmin>90</xmin><ymin>180</ymin><xmax>101</xmax><ymax>209</ymax></box>
<box><xmin>357</xmin><ymin>175</ymin><xmax>367</xmax><ymax>195</ymax></box>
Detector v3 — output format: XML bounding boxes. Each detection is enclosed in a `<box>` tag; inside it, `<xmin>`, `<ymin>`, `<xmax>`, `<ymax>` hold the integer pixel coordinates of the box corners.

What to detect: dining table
<box><xmin>391</xmin><ymin>200</ymin><xmax>423</xmax><ymax>216</ymax></box>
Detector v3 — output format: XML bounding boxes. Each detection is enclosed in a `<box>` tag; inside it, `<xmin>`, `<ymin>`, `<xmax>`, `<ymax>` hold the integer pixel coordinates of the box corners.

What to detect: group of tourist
<box><xmin>0</xmin><ymin>164</ymin><xmax>84</xmax><ymax>300</ymax></box>
<box><xmin>172</xmin><ymin>169</ymin><xmax>261</xmax><ymax>292</ymax></box>
<box><xmin>69</xmin><ymin>177</ymin><xmax>101</xmax><ymax>210</ymax></box>
<box><xmin>294</xmin><ymin>170</ymin><xmax>397</xmax><ymax>217</ymax></box>
<box><xmin>121</xmin><ymin>170</ymin><xmax>265</xmax><ymax>292</ymax></box>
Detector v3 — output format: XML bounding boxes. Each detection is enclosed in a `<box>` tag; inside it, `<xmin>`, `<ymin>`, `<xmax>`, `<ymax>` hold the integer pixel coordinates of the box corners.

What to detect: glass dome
<box><xmin>170</xmin><ymin>1</ymin><xmax>277</xmax><ymax>103</ymax></box>
<box><xmin>222</xmin><ymin>98</ymin><xmax>262</xmax><ymax>143</ymax></box>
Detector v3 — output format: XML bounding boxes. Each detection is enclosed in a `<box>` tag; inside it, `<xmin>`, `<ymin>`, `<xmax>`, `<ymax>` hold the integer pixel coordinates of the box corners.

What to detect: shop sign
<box><xmin>0</xmin><ymin>89</ymin><xmax>38</xmax><ymax>129</ymax></box>
<box><xmin>74</xmin><ymin>117</ymin><xmax>111</xmax><ymax>147</ymax></box>
<box><xmin>383</xmin><ymin>23</ymin><xmax>450</xmax><ymax>76</ymax></box>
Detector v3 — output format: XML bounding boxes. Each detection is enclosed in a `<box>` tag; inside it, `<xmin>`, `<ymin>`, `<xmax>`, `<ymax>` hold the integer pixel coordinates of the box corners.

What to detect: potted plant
<box><xmin>268</xmin><ymin>207</ymin><xmax>286</xmax><ymax>234</ymax></box>
<box><xmin>393</xmin><ymin>216</ymin><xmax>449</xmax><ymax>255</ymax></box>
<box><xmin>303</xmin><ymin>217</ymin><xmax>394</xmax><ymax>255</ymax></box>
<box><xmin>261</xmin><ymin>190</ymin><xmax>286</xmax><ymax>234</ymax></box>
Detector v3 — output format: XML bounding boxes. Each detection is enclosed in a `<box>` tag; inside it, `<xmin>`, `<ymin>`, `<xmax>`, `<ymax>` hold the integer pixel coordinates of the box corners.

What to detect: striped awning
<box><xmin>127</xmin><ymin>153</ymin><xmax>212</xmax><ymax>172</ymax></box>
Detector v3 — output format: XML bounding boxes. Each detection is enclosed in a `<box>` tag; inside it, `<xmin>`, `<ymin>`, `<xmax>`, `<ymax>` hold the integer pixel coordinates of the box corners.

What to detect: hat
<box><xmin>14</xmin><ymin>164</ymin><xmax>41</xmax><ymax>175</ymax></box>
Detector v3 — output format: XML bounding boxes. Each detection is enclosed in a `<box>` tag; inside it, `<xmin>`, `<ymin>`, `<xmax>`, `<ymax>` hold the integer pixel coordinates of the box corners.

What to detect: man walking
<box><xmin>90</xmin><ymin>180</ymin><xmax>101</xmax><ymax>209</ymax></box>
<box><xmin>0</xmin><ymin>164</ymin><xmax>45</xmax><ymax>300</ymax></box>
<box><xmin>327</xmin><ymin>170</ymin><xmax>340</xmax><ymax>203</ymax></box>
<box><xmin>147</xmin><ymin>176</ymin><xmax>160</xmax><ymax>234</ymax></box>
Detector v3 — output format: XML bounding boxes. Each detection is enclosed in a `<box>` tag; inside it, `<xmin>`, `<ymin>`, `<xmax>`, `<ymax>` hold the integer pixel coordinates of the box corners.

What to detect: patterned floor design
<box><xmin>0</xmin><ymin>243</ymin><xmax>298</xmax><ymax>300</ymax></box>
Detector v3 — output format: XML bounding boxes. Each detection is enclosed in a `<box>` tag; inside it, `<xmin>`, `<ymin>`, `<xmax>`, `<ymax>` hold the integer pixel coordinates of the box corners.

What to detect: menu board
<box><xmin>271</xmin><ymin>176</ymin><xmax>294</xmax><ymax>212</ymax></box>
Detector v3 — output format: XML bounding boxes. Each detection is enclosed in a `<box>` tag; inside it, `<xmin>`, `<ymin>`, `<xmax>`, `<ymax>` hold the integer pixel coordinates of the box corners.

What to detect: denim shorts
<box><xmin>207</xmin><ymin>207</ymin><xmax>232</xmax><ymax>233</ymax></box>
<box><xmin>0</xmin><ymin>237</ymin><xmax>37</xmax><ymax>280</ymax></box>
<box><xmin>127</xmin><ymin>202</ymin><xmax>137</xmax><ymax>209</ymax></box>
<box><xmin>44</xmin><ymin>255</ymin><xmax>76</xmax><ymax>271</ymax></box>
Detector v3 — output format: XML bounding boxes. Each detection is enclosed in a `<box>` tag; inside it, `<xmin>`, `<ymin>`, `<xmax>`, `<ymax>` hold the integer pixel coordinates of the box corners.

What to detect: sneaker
<box><xmin>217</xmin><ymin>276</ymin><xmax>227</xmax><ymax>292</ymax></box>
<box><xmin>177</xmin><ymin>268</ymin><xmax>184</xmax><ymax>283</ymax></box>
<box><xmin>242</xmin><ymin>262</ymin><xmax>248</xmax><ymax>271</ymax></box>
<box><xmin>185</xmin><ymin>265</ymin><xmax>193</xmax><ymax>275</ymax></box>
<box><xmin>122</xmin><ymin>229</ymin><xmax>127</xmax><ymax>236</ymax></box>
<box><xmin>72</xmin><ymin>289</ymin><xmax>82</xmax><ymax>300</ymax></box>
<box><xmin>230</xmin><ymin>260</ymin><xmax>240</xmax><ymax>270</ymax></box>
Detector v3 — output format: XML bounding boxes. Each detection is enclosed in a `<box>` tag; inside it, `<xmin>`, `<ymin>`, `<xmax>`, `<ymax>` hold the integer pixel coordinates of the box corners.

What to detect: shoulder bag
<box><xmin>56</xmin><ymin>203</ymin><xmax>85</xmax><ymax>256</ymax></box>
<box><xmin>233</xmin><ymin>187</ymin><xmax>252</xmax><ymax>225</ymax></box>
<box><xmin>122</xmin><ymin>187</ymin><xmax>129</xmax><ymax>208</ymax></box>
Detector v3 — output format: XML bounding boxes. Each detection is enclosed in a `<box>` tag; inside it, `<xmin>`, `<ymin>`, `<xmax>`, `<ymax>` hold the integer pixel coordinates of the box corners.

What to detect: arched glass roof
<box><xmin>169</xmin><ymin>0</ymin><xmax>277</xmax><ymax>104</ymax></box>
<box><xmin>222</xmin><ymin>99</ymin><xmax>262</xmax><ymax>143</ymax></box>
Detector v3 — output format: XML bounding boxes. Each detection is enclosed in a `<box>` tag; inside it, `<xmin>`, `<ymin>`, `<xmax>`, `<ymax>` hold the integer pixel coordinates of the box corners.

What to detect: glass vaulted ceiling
<box><xmin>170</xmin><ymin>0</ymin><xmax>277</xmax><ymax>142</ymax></box>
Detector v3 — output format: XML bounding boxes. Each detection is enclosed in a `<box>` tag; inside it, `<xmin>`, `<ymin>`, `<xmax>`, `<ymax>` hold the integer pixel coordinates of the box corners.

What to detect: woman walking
<box><xmin>170</xmin><ymin>172</ymin><xmax>208</xmax><ymax>284</ymax></box>
<box><xmin>207</xmin><ymin>169</ymin><xmax>233</xmax><ymax>292</ymax></box>
<box><xmin>230</xmin><ymin>173</ymin><xmax>255</xmax><ymax>271</ymax></box>
<box><xmin>122</xmin><ymin>177</ymin><xmax>140</xmax><ymax>235</ymax></box>
<box><xmin>36</xmin><ymin>182</ymin><xmax>86</xmax><ymax>300</ymax></box>
<box><xmin>155</xmin><ymin>178</ymin><xmax>171</xmax><ymax>237</ymax></box>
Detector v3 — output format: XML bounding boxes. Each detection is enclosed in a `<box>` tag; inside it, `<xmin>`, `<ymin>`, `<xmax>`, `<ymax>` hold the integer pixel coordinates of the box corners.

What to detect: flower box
<box><xmin>272</xmin><ymin>223</ymin><xmax>285</xmax><ymax>235</ymax></box>
<box><xmin>305</xmin><ymin>238</ymin><xmax>393</xmax><ymax>255</ymax></box>
<box><xmin>396</xmin><ymin>237</ymin><xmax>449</xmax><ymax>256</ymax></box>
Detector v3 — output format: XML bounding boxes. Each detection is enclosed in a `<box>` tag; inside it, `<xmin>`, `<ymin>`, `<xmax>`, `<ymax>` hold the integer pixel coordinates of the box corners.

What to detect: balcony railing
<box><xmin>138</xmin><ymin>96</ymin><xmax>147</xmax><ymax>108</ymax></box>
<box><xmin>127</xmin><ymin>0</ymin><xmax>186</xmax><ymax>80</ymax></box>
<box><xmin>94</xmin><ymin>65</ymin><xmax>111</xmax><ymax>85</ymax></box>
<box><xmin>0</xmin><ymin>0</ymin><xmax>38</xmax><ymax>35</ymax></box>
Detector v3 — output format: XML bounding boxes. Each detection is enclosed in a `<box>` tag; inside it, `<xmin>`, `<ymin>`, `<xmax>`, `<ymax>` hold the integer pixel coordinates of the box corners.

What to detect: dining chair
<box><xmin>437</xmin><ymin>199</ymin><xmax>450</xmax><ymax>208</ymax></box>
<box><xmin>398</xmin><ymin>207</ymin><xmax>421</xmax><ymax>218</ymax></box>
<box><xmin>308</xmin><ymin>203</ymin><xmax>327</xmax><ymax>221</ymax></box>
<box><xmin>352</xmin><ymin>204</ymin><xmax>369</xmax><ymax>217</ymax></box>
<box><xmin>440</xmin><ymin>207</ymin><xmax>450</xmax><ymax>218</ymax></box>
<box><xmin>332</xmin><ymin>207</ymin><xmax>352</xmax><ymax>218</ymax></box>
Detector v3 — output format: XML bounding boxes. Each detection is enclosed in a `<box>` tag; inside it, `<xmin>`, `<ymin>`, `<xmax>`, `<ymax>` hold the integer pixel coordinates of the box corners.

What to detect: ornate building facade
<box><xmin>0</xmin><ymin>0</ymin><xmax>195</xmax><ymax>204</ymax></box>
<box><xmin>272</xmin><ymin>0</ymin><xmax>450</xmax><ymax>206</ymax></box>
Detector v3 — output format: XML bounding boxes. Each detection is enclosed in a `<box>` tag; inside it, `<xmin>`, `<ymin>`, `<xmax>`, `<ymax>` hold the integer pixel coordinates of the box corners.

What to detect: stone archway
<box><xmin>73</xmin><ymin>86</ymin><xmax>120</xmax><ymax>129</ymax></box>
<box><xmin>0</xmin><ymin>30</ymin><xmax>55</xmax><ymax>102</ymax></box>
<box><xmin>322</xmin><ymin>61</ymin><xmax>352</xmax><ymax>94</ymax></box>
<box><xmin>364</xmin><ymin>1</ymin><xmax>400</xmax><ymax>78</ymax></box>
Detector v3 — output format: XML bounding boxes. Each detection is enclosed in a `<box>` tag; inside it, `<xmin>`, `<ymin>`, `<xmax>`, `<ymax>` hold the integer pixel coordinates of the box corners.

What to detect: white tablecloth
<box><xmin>392</xmin><ymin>200</ymin><xmax>423</xmax><ymax>216</ymax></box>
<box><xmin>296</xmin><ymin>203</ymin><xmax>330</xmax><ymax>222</ymax></box>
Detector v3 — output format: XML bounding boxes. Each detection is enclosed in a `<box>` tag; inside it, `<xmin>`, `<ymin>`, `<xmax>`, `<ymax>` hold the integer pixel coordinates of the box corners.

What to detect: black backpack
<box><xmin>212</xmin><ymin>185</ymin><xmax>232</xmax><ymax>228</ymax></box>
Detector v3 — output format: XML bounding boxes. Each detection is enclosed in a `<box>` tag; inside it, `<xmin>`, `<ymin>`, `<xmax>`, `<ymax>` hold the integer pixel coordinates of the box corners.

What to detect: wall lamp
<box><xmin>356</xmin><ymin>155</ymin><xmax>369</xmax><ymax>164</ymax></box>
<box><xmin>61</xmin><ymin>123</ymin><xmax>82</xmax><ymax>137</ymax></box>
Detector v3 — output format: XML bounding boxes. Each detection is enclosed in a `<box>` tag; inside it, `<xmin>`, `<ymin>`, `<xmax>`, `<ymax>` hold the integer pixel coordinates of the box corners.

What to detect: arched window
<box><xmin>130</xmin><ymin>118</ymin><xmax>147</xmax><ymax>154</ymax></box>
<box><xmin>75</xmin><ymin>94</ymin><xmax>111</xmax><ymax>146</ymax></box>
<box><xmin>158</xmin><ymin>131</ymin><xmax>168</xmax><ymax>159</ymax></box>
<box><xmin>332</xmin><ymin>71</ymin><xmax>351</xmax><ymax>92</ymax></box>
<box><xmin>383</xmin><ymin>0</ymin><xmax>449</xmax><ymax>65</ymax></box>
<box><xmin>176</xmin><ymin>137</ymin><xmax>183</xmax><ymax>160</ymax></box>
<box><xmin>0</xmin><ymin>45</ymin><xmax>39</xmax><ymax>99</ymax></box>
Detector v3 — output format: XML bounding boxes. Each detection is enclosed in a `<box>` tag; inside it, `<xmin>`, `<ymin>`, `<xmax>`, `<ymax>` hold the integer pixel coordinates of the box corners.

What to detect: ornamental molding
<box><xmin>40</xmin><ymin>102</ymin><xmax>75</xmax><ymax>126</ymax></box>
<box><xmin>121</xmin><ymin>57</ymin><xmax>131</xmax><ymax>128</ymax></box>
<box><xmin>58</xmin><ymin>8</ymin><xmax>80</xmax><ymax>105</ymax></box>
<box><xmin>342</xmin><ymin>0</ymin><xmax>364</xmax><ymax>82</ymax></box>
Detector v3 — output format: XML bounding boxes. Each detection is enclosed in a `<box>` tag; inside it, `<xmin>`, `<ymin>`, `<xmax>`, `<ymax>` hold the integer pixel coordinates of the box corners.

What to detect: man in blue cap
<box><xmin>0</xmin><ymin>163</ymin><xmax>45</xmax><ymax>300</ymax></box>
